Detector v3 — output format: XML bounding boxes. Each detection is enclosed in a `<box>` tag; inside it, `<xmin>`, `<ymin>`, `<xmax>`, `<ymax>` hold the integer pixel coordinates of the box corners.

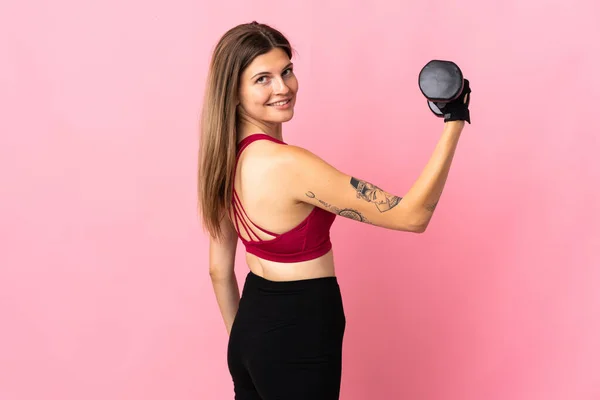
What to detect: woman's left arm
<box><xmin>208</xmin><ymin>215</ymin><xmax>240</xmax><ymax>335</ymax></box>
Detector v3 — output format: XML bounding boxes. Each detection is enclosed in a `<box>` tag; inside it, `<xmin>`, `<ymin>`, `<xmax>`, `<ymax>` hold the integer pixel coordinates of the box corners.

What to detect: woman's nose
<box><xmin>273</xmin><ymin>77</ymin><xmax>290</xmax><ymax>94</ymax></box>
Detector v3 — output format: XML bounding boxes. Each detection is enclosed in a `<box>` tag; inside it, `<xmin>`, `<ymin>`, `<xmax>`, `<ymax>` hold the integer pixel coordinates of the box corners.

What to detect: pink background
<box><xmin>1</xmin><ymin>0</ymin><xmax>599</xmax><ymax>399</ymax></box>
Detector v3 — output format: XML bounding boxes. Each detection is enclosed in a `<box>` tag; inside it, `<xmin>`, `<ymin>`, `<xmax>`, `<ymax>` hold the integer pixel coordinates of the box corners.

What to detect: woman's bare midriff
<box><xmin>246</xmin><ymin>249</ymin><xmax>336</xmax><ymax>282</ymax></box>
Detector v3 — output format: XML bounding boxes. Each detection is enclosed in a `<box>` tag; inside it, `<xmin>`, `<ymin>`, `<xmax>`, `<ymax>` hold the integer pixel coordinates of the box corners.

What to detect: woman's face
<box><xmin>237</xmin><ymin>47</ymin><xmax>298</xmax><ymax>128</ymax></box>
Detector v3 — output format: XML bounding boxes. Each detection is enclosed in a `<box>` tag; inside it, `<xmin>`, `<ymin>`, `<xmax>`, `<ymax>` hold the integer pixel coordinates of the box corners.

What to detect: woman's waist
<box><xmin>247</xmin><ymin>249</ymin><xmax>335</xmax><ymax>282</ymax></box>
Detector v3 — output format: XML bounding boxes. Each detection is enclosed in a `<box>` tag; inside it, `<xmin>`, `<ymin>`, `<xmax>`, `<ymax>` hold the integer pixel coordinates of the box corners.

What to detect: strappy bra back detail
<box><xmin>231</xmin><ymin>133</ymin><xmax>336</xmax><ymax>263</ymax></box>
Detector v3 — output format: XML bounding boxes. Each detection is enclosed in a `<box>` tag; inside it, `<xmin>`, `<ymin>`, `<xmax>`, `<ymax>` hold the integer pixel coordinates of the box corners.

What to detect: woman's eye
<box><xmin>256</xmin><ymin>69</ymin><xmax>293</xmax><ymax>84</ymax></box>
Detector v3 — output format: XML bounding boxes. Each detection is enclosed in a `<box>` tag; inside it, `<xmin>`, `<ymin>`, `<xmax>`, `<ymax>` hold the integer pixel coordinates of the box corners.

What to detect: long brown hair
<box><xmin>197</xmin><ymin>21</ymin><xmax>294</xmax><ymax>240</ymax></box>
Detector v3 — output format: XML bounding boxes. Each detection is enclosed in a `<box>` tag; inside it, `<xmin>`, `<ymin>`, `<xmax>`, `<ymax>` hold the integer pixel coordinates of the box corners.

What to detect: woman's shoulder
<box><xmin>239</xmin><ymin>138</ymin><xmax>312</xmax><ymax>165</ymax></box>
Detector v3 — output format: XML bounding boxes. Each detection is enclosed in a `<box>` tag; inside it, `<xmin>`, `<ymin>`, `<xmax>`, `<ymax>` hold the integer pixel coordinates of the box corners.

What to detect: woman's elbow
<box><xmin>412</xmin><ymin>224</ymin><xmax>427</xmax><ymax>234</ymax></box>
<box><xmin>209</xmin><ymin>265</ymin><xmax>235</xmax><ymax>281</ymax></box>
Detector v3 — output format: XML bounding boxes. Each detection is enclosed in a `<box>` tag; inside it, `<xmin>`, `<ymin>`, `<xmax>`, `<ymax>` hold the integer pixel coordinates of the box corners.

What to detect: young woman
<box><xmin>198</xmin><ymin>21</ymin><xmax>471</xmax><ymax>400</ymax></box>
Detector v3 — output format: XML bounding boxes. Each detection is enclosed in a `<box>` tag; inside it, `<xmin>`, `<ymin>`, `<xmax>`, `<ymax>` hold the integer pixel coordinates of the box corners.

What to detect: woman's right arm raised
<box><xmin>282</xmin><ymin>121</ymin><xmax>466</xmax><ymax>233</ymax></box>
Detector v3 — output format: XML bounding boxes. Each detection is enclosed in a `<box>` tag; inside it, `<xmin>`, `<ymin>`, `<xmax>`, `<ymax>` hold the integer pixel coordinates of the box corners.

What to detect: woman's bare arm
<box><xmin>208</xmin><ymin>215</ymin><xmax>240</xmax><ymax>335</ymax></box>
<box><xmin>281</xmin><ymin>121</ymin><xmax>466</xmax><ymax>232</ymax></box>
<box><xmin>399</xmin><ymin>120</ymin><xmax>465</xmax><ymax>230</ymax></box>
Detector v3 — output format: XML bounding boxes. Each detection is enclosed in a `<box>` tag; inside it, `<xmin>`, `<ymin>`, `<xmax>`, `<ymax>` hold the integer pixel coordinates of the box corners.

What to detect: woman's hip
<box><xmin>232</xmin><ymin>270</ymin><xmax>346</xmax><ymax>348</ymax></box>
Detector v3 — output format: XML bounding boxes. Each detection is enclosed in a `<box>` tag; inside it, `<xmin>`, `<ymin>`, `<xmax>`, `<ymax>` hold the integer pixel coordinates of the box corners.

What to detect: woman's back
<box><xmin>230</xmin><ymin>134</ymin><xmax>338</xmax><ymax>281</ymax></box>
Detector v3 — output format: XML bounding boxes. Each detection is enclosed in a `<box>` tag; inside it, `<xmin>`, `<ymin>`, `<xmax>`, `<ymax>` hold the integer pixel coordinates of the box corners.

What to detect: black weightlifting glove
<box><xmin>434</xmin><ymin>79</ymin><xmax>471</xmax><ymax>124</ymax></box>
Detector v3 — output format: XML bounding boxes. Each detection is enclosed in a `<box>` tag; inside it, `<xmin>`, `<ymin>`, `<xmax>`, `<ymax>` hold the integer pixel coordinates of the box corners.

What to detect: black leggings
<box><xmin>227</xmin><ymin>271</ymin><xmax>346</xmax><ymax>400</ymax></box>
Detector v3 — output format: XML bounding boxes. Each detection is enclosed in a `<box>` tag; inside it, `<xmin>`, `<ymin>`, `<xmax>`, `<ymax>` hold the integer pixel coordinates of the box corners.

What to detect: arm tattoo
<box><xmin>425</xmin><ymin>201</ymin><xmax>439</xmax><ymax>212</ymax></box>
<box><xmin>305</xmin><ymin>191</ymin><xmax>374</xmax><ymax>225</ymax></box>
<box><xmin>350</xmin><ymin>177</ymin><xmax>401</xmax><ymax>212</ymax></box>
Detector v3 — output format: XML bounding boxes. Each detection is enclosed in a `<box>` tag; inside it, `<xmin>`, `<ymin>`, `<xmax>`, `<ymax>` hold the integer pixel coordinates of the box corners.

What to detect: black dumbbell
<box><xmin>418</xmin><ymin>60</ymin><xmax>471</xmax><ymax>123</ymax></box>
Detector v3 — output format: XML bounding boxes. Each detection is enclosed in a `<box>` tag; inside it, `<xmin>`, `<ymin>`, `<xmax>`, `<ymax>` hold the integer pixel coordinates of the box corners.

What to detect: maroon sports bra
<box><xmin>230</xmin><ymin>134</ymin><xmax>336</xmax><ymax>263</ymax></box>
